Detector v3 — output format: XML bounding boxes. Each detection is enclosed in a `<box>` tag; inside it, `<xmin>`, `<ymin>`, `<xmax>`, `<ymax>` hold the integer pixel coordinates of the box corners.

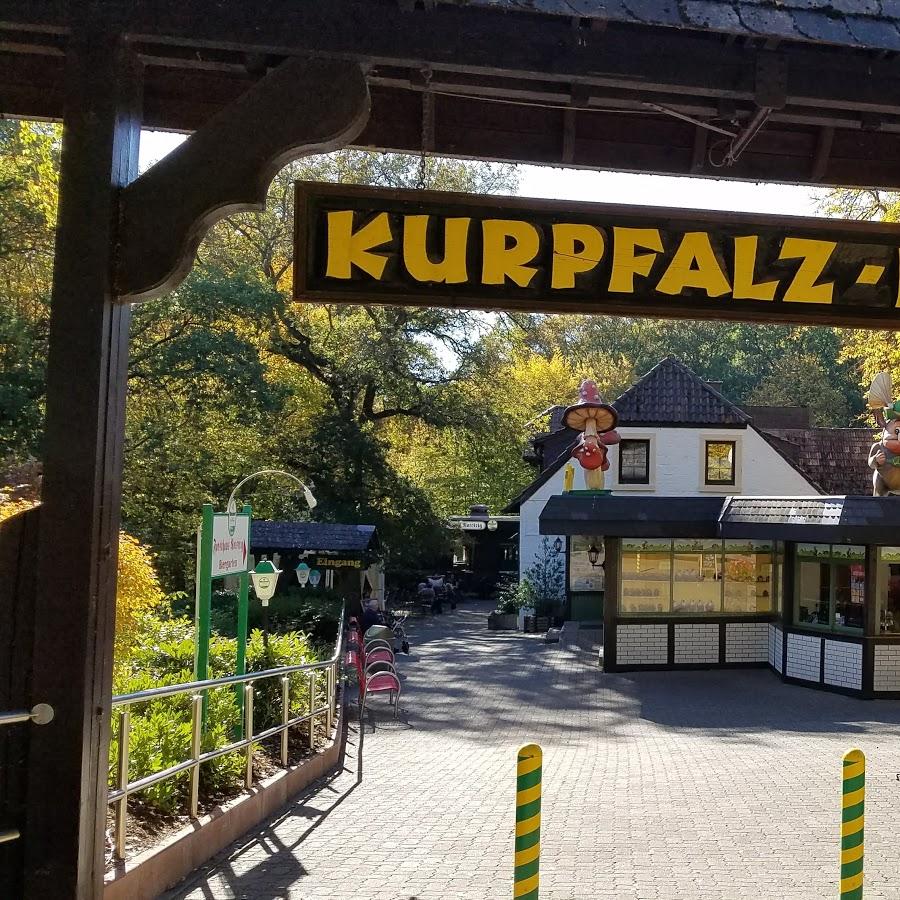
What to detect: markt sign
<box><xmin>294</xmin><ymin>182</ymin><xmax>900</xmax><ymax>328</ymax></box>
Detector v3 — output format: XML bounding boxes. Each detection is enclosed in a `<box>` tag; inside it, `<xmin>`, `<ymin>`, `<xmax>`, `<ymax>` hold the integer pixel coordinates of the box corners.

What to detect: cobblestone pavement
<box><xmin>166</xmin><ymin>603</ymin><xmax>900</xmax><ymax>899</ymax></box>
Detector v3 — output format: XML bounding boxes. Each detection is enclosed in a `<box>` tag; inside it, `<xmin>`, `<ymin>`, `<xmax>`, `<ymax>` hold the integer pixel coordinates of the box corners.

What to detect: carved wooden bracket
<box><xmin>116</xmin><ymin>57</ymin><xmax>370</xmax><ymax>302</ymax></box>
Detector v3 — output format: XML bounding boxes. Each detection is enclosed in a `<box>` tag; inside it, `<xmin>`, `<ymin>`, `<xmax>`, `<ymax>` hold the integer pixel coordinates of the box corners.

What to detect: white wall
<box><xmin>519</xmin><ymin>425</ymin><xmax>818</xmax><ymax>578</ymax></box>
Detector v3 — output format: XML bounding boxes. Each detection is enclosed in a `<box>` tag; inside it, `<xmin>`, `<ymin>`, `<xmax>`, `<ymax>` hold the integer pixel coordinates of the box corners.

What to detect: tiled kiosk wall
<box><xmin>612</xmin><ymin>620</ymin><xmax>769</xmax><ymax>668</ymax></box>
<box><xmin>613</xmin><ymin>621</ymin><xmax>900</xmax><ymax>696</ymax></box>
<box><xmin>674</xmin><ymin>623</ymin><xmax>719</xmax><ymax>663</ymax></box>
<box><xmin>781</xmin><ymin>632</ymin><xmax>864</xmax><ymax>692</ymax></box>
<box><xmin>616</xmin><ymin>624</ymin><xmax>668</xmax><ymax>665</ymax></box>
<box><xmin>874</xmin><ymin>645</ymin><xmax>900</xmax><ymax>692</ymax></box>
<box><xmin>726</xmin><ymin>622</ymin><xmax>769</xmax><ymax>663</ymax></box>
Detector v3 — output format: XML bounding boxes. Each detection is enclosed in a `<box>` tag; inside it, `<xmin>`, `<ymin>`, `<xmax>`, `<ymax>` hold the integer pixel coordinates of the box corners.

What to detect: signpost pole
<box><xmin>196</xmin><ymin>503</ymin><xmax>214</xmax><ymax>725</ymax></box>
<box><xmin>235</xmin><ymin>504</ymin><xmax>251</xmax><ymax>735</ymax></box>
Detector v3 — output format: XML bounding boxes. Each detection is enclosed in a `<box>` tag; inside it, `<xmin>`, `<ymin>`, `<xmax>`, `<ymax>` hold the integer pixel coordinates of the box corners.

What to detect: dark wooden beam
<box><xmin>23</xmin><ymin>27</ymin><xmax>141</xmax><ymax>899</ymax></box>
<box><xmin>78</xmin><ymin>4</ymin><xmax>900</xmax><ymax>113</ymax></box>
<box><xmin>7</xmin><ymin>2</ymin><xmax>900</xmax><ymax>118</ymax></box>
<box><xmin>117</xmin><ymin>56</ymin><xmax>370</xmax><ymax>301</ymax></box>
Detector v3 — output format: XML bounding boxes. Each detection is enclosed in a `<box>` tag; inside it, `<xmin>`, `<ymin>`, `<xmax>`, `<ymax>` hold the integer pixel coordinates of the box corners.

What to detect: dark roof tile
<box><xmin>845</xmin><ymin>16</ymin><xmax>900</xmax><ymax>52</ymax></box>
<box><xmin>759</xmin><ymin>428</ymin><xmax>874</xmax><ymax>496</ymax></box>
<box><xmin>611</xmin><ymin>356</ymin><xmax>750</xmax><ymax>426</ymax></box>
<box><xmin>443</xmin><ymin>1</ymin><xmax>900</xmax><ymax>52</ymax></box>
<box><xmin>680</xmin><ymin>0</ymin><xmax>743</xmax><ymax>30</ymax></box>
<box><xmin>773</xmin><ymin>9</ymin><xmax>859</xmax><ymax>44</ymax></box>
<box><xmin>737</xmin><ymin>5</ymin><xmax>803</xmax><ymax>40</ymax></box>
<box><xmin>623</xmin><ymin>0</ymin><xmax>683</xmax><ymax>24</ymax></box>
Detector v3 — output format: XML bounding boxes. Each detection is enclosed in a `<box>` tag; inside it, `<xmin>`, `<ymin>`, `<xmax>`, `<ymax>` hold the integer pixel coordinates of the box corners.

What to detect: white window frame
<box><xmin>612</xmin><ymin>432</ymin><xmax>656</xmax><ymax>492</ymax></box>
<box><xmin>698</xmin><ymin>431</ymin><xmax>743</xmax><ymax>493</ymax></box>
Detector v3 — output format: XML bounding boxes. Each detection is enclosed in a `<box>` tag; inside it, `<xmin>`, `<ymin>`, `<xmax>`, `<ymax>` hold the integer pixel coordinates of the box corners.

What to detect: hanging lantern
<box><xmin>295</xmin><ymin>562</ymin><xmax>310</xmax><ymax>588</ymax></box>
<box><xmin>587</xmin><ymin>543</ymin><xmax>602</xmax><ymax>567</ymax></box>
<box><xmin>309</xmin><ymin>568</ymin><xmax>322</xmax><ymax>588</ymax></box>
<box><xmin>553</xmin><ymin>537</ymin><xmax>563</xmax><ymax>555</ymax></box>
<box><xmin>250</xmin><ymin>558</ymin><xmax>281</xmax><ymax>605</ymax></box>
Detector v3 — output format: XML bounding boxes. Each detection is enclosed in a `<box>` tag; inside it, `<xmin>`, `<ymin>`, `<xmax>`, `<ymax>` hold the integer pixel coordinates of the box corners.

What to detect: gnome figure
<box><xmin>562</xmin><ymin>380</ymin><xmax>621</xmax><ymax>490</ymax></box>
<box><xmin>867</xmin><ymin>372</ymin><xmax>900</xmax><ymax>496</ymax></box>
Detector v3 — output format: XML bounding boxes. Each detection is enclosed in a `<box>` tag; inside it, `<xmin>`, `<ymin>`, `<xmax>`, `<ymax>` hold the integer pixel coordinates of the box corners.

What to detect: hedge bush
<box><xmin>110</xmin><ymin>614</ymin><xmax>325</xmax><ymax>815</ymax></box>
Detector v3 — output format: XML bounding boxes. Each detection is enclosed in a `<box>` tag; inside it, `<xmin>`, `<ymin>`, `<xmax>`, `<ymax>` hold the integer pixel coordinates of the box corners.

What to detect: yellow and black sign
<box><xmin>294</xmin><ymin>182</ymin><xmax>900</xmax><ymax>327</ymax></box>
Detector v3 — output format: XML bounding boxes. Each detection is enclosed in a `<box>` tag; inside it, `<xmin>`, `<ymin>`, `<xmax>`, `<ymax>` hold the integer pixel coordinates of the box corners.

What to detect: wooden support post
<box><xmin>24</xmin><ymin>28</ymin><xmax>142</xmax><ymax>900</ymax></box>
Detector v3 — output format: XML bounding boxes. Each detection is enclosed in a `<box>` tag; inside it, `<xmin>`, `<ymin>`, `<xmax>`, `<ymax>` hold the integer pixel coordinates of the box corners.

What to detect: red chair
<box><xmin>360</xmin><ymin>660</ymin><xmax>401</xmax><ymax>720</ymax></box>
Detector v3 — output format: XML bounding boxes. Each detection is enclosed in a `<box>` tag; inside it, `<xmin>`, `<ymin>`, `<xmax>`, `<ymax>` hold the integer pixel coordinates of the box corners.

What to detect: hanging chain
<box><xmin>416</xmin><ymin>66</ymin><xmax>433</xmax><ymax>190</ymax></box>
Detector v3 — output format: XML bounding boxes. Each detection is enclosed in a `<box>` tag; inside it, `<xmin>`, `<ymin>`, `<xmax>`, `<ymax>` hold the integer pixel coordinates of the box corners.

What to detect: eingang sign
<box><xmin>294</xmin><ymin>183</ymin><xmax>900</xmax><ymax>328</ymax></box>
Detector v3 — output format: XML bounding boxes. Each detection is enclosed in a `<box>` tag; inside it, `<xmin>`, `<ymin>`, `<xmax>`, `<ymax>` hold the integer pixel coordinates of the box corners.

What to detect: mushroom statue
<box><xmin>563</xmin><ymin>379</ymin><xmax>621</xmax><ymax>491</ymax></box>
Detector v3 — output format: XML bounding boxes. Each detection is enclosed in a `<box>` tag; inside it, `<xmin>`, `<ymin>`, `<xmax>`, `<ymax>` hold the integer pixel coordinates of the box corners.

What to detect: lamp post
<box><xmin>227</xmin><ymin>470</ymin><xmax>316</xmax><ymax>677</ymax></box>
<box><xmin>250</xmin><ymin>557</ymin><xmax>281</xmax><ymax>650</ymax></box>
<box><xmin>228</xmin><ymin>468</ymin><xmax>317</xmax><ymax>516</ymax></box>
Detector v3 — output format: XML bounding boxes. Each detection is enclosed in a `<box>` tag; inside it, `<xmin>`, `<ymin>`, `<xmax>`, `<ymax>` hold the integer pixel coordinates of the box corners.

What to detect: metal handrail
<box><xmin>107</xmin><ymin>604</ymin><xmax>346</xmax><ymax>860</ymax></box>
<box><xmin>0</xmin><ymin>703</ymin><xmax>54</xmax><ymax>727</ymax></box>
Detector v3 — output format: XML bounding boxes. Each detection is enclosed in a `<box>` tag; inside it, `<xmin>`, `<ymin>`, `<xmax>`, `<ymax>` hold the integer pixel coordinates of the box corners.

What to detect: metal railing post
<box><xmin>189</xmin><ymin>694</ymin><xmax>203</xmax><ymax>817</ymax></box>
<box><xmin>308</xmin><ymin>671</ymin><xmax>316</xmax><ymax>750</ymax></box>
<box><xmin>280</xmin><ymin>676</ymin><xmax>290</xmax><ymax>766</ymax></box>
<box><xmin>325</xmin><ymin>666</ymin><xmax>333</xmax><ymax>733</ymax></box>
<box><xmin>244</xmin><ymin>683</ymin><xmax>254</xmax><ymax>789</ymax></box>
<box><xmin>114</xmin><ymin>707</ymin><xmax>131</xmax><ymax>859</ymax></box>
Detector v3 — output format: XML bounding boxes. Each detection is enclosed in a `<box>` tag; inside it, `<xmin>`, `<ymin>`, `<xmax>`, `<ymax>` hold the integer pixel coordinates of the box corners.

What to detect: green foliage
<box><xmin>245</xmin><ymin>629</ymin><xmax>322</xmax><ymax>732</ymax></box>
<box><xmin>0</xmin><ymin>121</ymin><xmax>59</xmax><ymax>459</ymax></box>
<box><xmin>110</xmin><ymin>616</ymin><xmax>244</xmax><ymax>813</ymax></box>
<box><xmin>521</xmin><ymin>537</ymin><xmax>566</xmax><ymax>615</ymax></box>
<box><xmin>521</xmin><ymin>316</ymin><xmax>862</xmax><ymax>426</ymax></box>
<box><xmin>746</xmin><ymin>351</ymin><xmax>850</xmax><ymax>425</ymax></box>
<box><xmin>494</xmin><ymin>579</ymin><xmax>532</xmax><ymax>614</ymax></box>
<box><xmin>110</xmin><ymin>612</ymin><xmax>329</xmax><ymax>815</ymax></box>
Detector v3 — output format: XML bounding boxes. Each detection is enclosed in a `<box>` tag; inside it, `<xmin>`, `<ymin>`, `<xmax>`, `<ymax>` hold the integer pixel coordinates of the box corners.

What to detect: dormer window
<box><xmin>705</xmin><ymin>440</ymin><xmax>736</xmax><ymax>485</ymax></box>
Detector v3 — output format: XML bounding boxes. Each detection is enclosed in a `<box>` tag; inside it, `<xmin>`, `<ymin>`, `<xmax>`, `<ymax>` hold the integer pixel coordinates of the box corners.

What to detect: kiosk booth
<box><xmin>541</xmin><ymin>493</ymin><xmax>900</xmax><ymax>698</ymax></box>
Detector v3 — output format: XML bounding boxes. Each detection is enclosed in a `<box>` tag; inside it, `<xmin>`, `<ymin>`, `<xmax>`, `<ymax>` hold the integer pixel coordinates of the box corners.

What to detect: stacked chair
<box><xmin>346</xmin><ymin>618</ymin><xmax>401</xmax><ymax>720</ymax></box>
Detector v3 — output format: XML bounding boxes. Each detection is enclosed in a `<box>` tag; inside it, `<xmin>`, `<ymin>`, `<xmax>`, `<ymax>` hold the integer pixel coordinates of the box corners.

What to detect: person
<box><xmin>417</xmin><ymin>580</ymin><xmax>437</xmax><ymax>614</ymax></box>
<box><xmin>361</xmin><ymin>597</ymin><xmax>382</xmax><ymax>632</ymax></box>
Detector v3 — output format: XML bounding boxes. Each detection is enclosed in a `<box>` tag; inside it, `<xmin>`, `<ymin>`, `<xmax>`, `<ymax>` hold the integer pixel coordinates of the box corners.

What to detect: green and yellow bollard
<box><xmin>514</xmin><ymin>743</ymin><xmax>542</xmax><ymax>900</ymax></box>
<box><xmin>840</xmin><ymin>748</ymin><xmax>865</xmax><ymax>900</ymax></box>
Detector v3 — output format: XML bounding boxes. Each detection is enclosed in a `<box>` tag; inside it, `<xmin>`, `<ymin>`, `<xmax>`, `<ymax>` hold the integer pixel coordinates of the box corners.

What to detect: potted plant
<box><xmin>488</xmin><ymin>579</ymin><xmax>528</xmax><ymax>630</ymax></box>
<box><xmin>521</xmin><ymin>538</ymin><xmax>566</xmax><ymax>634</ymax></box>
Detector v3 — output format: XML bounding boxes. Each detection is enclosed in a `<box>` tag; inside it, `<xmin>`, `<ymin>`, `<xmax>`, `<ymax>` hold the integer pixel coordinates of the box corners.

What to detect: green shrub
<box><xmin>245</xmin><ymin>629</ymin><xmax>324</xmax><ymax>732</ymax></box>
<box><xmin>494</xmin><ymin>579</ymin><xmax>531</xmax><ymax>614</ymax></box>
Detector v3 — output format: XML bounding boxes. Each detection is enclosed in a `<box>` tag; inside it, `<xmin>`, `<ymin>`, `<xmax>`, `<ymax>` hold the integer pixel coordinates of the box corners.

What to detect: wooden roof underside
<box><xmin>6</xmin><ymin>1</ymin><xmax>900</xmax><ymax>188</ymax></box>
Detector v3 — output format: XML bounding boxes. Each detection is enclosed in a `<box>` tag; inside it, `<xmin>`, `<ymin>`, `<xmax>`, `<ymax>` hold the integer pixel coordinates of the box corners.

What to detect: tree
<box><xmin>817</xmin><ymin>186</ymin><xmax>900</xmax><ymax>418</ymax></box>
<box><xmin>0</xmin><ymin>121</ymin><xmax>59</xmax><ymax>459</ymax></box>
<box><xmin>746</xmin><ymin>352</ymin><xmax>850</xmax><ymax>426</ymax></box>
<box><xmin>0</xmin><ymin>476</ymin><xmax>163</xmax><ymax>668</ymax></box>
<box><xmin>521</xmin><ymin>314</ymin><xmax>862</xmax><ymax>423</ymax></box>
<box><xmin>521</xmin><ymin>537</ymin><xmax>566</xmax><ymax>615</ymax></box>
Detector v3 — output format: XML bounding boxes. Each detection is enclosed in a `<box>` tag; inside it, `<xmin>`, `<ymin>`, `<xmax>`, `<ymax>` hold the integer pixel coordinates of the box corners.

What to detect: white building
<box><xmin>505</xmin><ymin>357</ymin><xmax>872</xmax><ymax>621</ymax></box>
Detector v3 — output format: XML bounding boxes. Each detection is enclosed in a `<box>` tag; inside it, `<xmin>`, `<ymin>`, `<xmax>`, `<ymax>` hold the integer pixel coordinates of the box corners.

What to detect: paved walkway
<box><xmin>167</xmin><ymin>603</ymin><xmax>900</xmax><ymax>899</ymax></box>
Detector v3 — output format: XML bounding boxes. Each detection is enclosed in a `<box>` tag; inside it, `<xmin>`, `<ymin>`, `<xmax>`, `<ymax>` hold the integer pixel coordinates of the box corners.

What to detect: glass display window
<box><xmin>724</xmin><ymin>540</ymin><xmax>773</xmax><ymax>614</ymax></box>
<box><xmin>620</xmin><ymin>538</ymin><xmax>671</xmax><ymax>614</ymax></box>
<box><xmin>672</xmin><ymin>539</ymin><xmax>722</xmax><ymax>613</ymax></box>
<box><xmin>876</xmin><ymin>546</ymin><xmax>900</xmax><ymax>634</ymax></box>
<box><xmin>794</xmin><ymin>543</ymin><xmax>864</xmax><ymax>633</ymax></box>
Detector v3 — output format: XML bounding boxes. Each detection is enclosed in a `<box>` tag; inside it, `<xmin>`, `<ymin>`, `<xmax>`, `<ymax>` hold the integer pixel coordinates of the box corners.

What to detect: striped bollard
<box><xmin>840</xmin><ymin>748</ymin><xmax>865</xmax><ymax>900</ymax></box>
<box><xmin>514</xmin><ymin>743</ymin><xmax>542</xmax><ymax>900</ymax></box>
